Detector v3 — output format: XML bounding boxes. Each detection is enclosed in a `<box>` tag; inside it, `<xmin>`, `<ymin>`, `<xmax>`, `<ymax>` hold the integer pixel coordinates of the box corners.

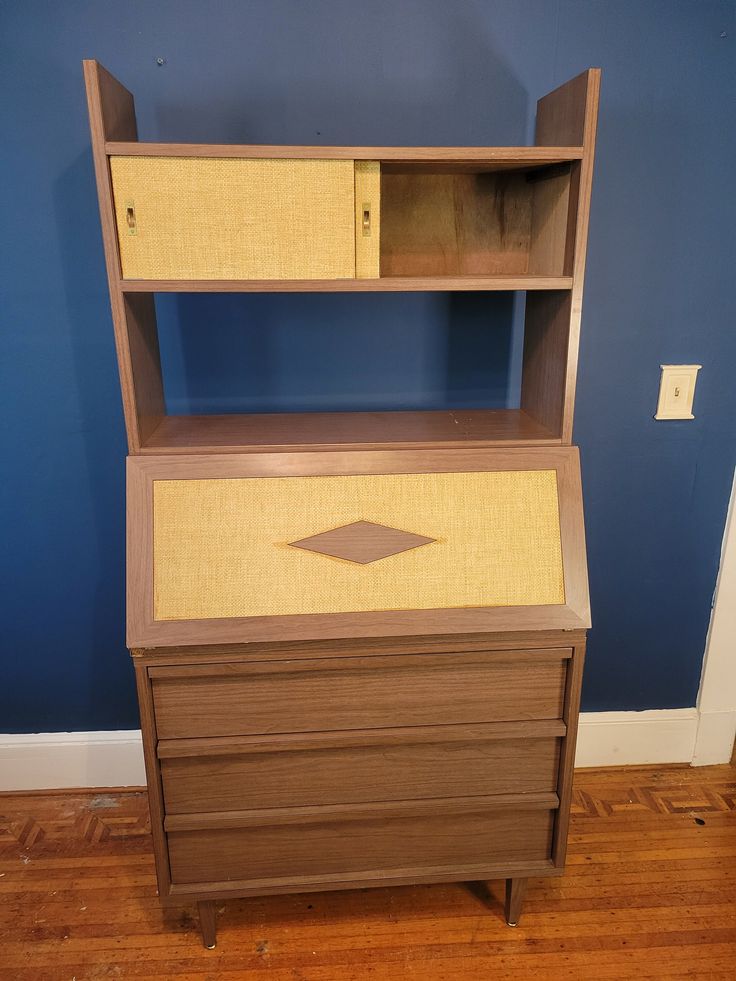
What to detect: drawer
<box><xmin>150</xmin><ymin>650</ymin><xmax>570</xmax><ymax>739</ymax></box>
<box><xmin>165</xmin><ymin>795</ymin><xmax>557</xmax><ymax>885</ymax></box>
<box><xmin>110</xmin><ymin>156</ymin><xmax>379</xmax><ymax>280</ymax></box>
<box><xmin>158</xmin><ymin>721</ymin><xmax>565</xmax><ymax>813</ymax></box>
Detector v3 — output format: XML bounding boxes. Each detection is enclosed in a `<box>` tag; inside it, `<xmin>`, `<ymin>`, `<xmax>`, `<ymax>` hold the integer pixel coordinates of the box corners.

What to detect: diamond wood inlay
<box><xmin>288</xmin><ymin>520</ymin><xmax>436</xmax><ymax>564</ymax></box>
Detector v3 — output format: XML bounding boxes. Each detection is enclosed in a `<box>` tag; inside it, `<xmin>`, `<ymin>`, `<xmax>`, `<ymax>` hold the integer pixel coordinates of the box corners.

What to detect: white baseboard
<box><xmin>0</xmin><ymin>731</ymin><xmax>146</xmax><ymax>791</ymax></box>
<box><xmin>0</xmin><ymin>708</ymin><xmax>722</xmax><ymax>791</ymax></box>
<box><xmin>692</xmin><ymin>709</ymin><xmax>736</xmax><ymax>766</ymax></box>
<box><xmin>574</xmin><ymin>708</ymin><xmax>699</xmax><ymax>768</ymax></box>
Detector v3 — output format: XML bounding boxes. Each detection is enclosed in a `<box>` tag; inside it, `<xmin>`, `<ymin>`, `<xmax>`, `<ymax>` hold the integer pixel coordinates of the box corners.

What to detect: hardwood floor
<box><xmin>1</xmin><ymin>763</ymin><xmax>734</xmax><ymax>979</ymax></box>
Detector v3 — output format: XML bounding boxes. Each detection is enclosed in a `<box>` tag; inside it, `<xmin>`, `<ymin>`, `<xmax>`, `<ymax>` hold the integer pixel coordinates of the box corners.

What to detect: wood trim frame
<box><xmin>126</xmin><ymin>446</ymin><xmax>590</xmax><ymax>647</ymax></box>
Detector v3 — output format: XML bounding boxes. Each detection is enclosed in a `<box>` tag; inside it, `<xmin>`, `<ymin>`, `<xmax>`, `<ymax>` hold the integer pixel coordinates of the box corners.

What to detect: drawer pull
<box><xmin>125</xmin><ymin>201</ymin><xmax>137</xmax><ymax>234</ymax></box>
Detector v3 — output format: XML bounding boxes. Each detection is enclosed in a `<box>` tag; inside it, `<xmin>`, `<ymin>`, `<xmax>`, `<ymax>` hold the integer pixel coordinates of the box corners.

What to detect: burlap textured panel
<box><xmin>152</xmin><ymin>470</ymin><xmax>565</xmax><ymax>621</ymax></box>
<box><xmin>354</xmin><ymin>161</ymin><xmax>381</xmax><ymax>278</ymax></box>
<box><xmin>111</xmin><ymin>157</ymin><xmax>356</xmax><ymax>279</ymax></box>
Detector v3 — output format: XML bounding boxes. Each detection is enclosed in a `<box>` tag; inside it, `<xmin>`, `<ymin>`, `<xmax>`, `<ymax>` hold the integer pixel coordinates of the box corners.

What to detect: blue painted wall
<box><xmin>1</xmin><ymin>1</ymin><xmax>734</xmax><ymax>731</ymax></box>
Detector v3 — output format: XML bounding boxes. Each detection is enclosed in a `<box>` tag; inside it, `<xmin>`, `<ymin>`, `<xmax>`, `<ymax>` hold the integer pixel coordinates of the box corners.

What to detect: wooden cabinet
<box><xmin>84</xmin><ymin>58</ymin><xmax>599</xmax><ymax>947</ymax></box>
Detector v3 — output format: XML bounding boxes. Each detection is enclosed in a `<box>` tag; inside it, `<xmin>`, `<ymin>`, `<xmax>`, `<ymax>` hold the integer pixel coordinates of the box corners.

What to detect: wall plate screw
<box><xmin>156</xmin><ymin>57</ymin><xmax>166</xmax><ymax>66</ymax></box>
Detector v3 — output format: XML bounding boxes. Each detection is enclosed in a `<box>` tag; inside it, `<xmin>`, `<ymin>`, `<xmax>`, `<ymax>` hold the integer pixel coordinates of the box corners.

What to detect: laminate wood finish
<box><xmin>381</xmin><ymin>172</ymin><xmax>532</xmax><ymax>277</ymax></box>
<box><xmin>3</xmin><ymin>764</ymin><xmax>734</xmax><ymax>977</ymax></box>
<box><xmin>522</xmin><ymin>68</ymin><xmax>600</xmax><ymax>443</ymax></box>
<box><xmin>505</xmin><ymin>876</ymin><xmax>529</xmax><ymax>926</ymax></box>
<box><xmin>105</xmin><ymin>143</ymin><xmax>585</xmax><ymax>165</ymax></box>
<box><xmin>288</xmin><ymin>520</ymin><xmax>436</xmax><ymax>564</ymax></box>
<box><xmin>83</xmin><ymin>60</ymin><xmax>166</xmax><ymax>452</ymax></box>
<box><xmin>141</xmin><ymin>408</ymin><xmax>559</xmax><ymax>454</ymax></box>
<box><xmin>197</xmin><ymin>900</ymin><xmax>216</xmax><ymax>949</ymax></box>
<box><xmin>134</xmin><ymin>628</ymin><xmax>586</xmax><ymax>665</ymax></box>
<box><xmin>150</xmin><ymin>650</ymin><xmax>569</xmax><ymax>739</ymax></box>
<box><xmin>166</xmin><ymin>799</ymin><xmax>557</xmax><ymax>885</ymax></box>
<box><xmin>118</xmin><ymin>274</ymin><xmax>573</xmax><ymax>292</ymax></box>
<box><xmin>520</xmin><ymin>290</ymin><xmax>573</xmax><ymax>438</ymax></box>
<box><xmin>159</xmin><ymin>727</ymin><xmax>562</xmax><ymax>812</ymax></box>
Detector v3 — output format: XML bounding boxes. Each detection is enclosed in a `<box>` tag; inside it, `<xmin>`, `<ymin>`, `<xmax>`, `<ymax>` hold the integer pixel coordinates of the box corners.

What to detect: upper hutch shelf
<box><xmin>119</xmin><ymin>276</ymin><xmax>573</xmax><ymax>293</ymax></box>
<box><xmin>84</xmin><ymin>60</ymin><xmax>599</xmax><ymax>454</ymax></box>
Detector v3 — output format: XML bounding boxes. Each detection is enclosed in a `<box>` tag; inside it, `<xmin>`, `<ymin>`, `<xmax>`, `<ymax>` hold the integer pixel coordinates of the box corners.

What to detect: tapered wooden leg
<box><xmin>198</xmin><ymin>900</ymin><xmax>217</xmax><ymax>949</ymax></box>
<box><xmin>504</xmin><ymin>877</ymin><xmax>528</xmax><ymax>926</ymax></box>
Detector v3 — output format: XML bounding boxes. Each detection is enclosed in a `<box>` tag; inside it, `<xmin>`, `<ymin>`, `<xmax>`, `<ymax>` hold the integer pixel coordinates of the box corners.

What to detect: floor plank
<box><xmin>0</xmin><ymin>764</ymin><xmax>734</xmax><ymax>979</ymax></box>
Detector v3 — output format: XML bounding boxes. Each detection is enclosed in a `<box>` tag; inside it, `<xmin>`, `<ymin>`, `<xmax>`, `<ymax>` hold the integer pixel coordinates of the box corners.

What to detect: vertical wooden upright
<box><xmin>521</xmin><ymin>69</ymin><xmax>600</xmax><ymax>443</ymax></box>
<box><xmin>83</xmin><ymin>61</ymin><xmax>164</xmax><ymax>452</ymax></box>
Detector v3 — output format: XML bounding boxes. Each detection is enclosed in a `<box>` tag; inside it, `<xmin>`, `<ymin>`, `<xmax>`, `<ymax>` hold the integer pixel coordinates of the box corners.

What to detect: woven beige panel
<box><xmin>152</xmin><ymin>470</ymin><xmax>565</xmax><ymax>621</ymax></box>
<box><xmin>354</xmin><ymin>161</ymin><xmax>380</xmax><ymax>278</ymax></box>
<box><xmin>110</xmin><ymin>157</ymin><xmax>356</xmax><ymax>280</ymax></box>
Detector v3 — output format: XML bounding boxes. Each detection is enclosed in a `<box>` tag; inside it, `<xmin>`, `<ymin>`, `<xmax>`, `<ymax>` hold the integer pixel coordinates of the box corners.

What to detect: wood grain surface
<box><xmin>159</xmin><ymin>727</ymin><xmax>562</xmax><ymax>813</ymax></box>
<box><xmin>104</xmin><ymin>143</ymin><xmax>585</xmax><ymax>164</ymax></box>
<box><xmin>150</xmin><ymin>650</ymin><xmax>568</xmax><ymax>739</ymax></box>
<box><xmin>1</xmin><ymin>763</ymin><xmax>734</xmax><ymax>978</ymax></box>
<box><xmin>140</xmin><ymin>408</ymin><xmax>560</xmax><ymax>454</ymax></box>
<box><xmin>166</xmin><ymin>799</ymin><xmax>556</xmax><ymax>885</ymax></box>
<box><xmin>118</xmin><ymin>274</ymin><xmax>574</xmax><ymax>292</ymax></box>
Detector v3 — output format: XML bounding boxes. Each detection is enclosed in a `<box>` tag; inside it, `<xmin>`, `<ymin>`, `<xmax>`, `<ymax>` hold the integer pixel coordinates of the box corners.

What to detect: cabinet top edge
<box><xmin>104</xmin><ymin>142</ymin><xmax>585</xmax><ymax>161</ymax></box>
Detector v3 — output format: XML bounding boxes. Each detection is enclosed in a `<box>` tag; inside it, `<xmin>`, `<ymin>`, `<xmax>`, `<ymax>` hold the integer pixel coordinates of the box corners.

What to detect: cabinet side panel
<box><xmin>532</xmin><ymin>70</ymin><xmax>600</xmax><ymax>443</ymax></box>
<box><xmin>535</xmin><ymin>70</ymin><xmax>599</xmax><ymax>148</ymax></box>
<box><xmin>83</xmin><ymin>60</ymin><xmax>164</xmax><ymax>451</ymax></box>
<box><xmin>552</xmin><ymin>641</ymin><xmax>586</xmax><ymax>866</ymax></box>
<box><xmin>520</xmin><ymin>291</ymin><xmax>571</xmax><ymax>438</ymax></box>
<box><xmin>133</xmin><ymin>659</ymin><xmax>171</xmax><ymax>895</ymax></box>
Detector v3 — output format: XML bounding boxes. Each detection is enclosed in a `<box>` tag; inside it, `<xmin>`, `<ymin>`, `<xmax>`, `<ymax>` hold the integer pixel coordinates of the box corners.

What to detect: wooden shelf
<box><xmin>105</xmin><ymin>142</ymin><xmax>584</xmax><ymax>171</ymax></box>
<box><xmin>120</xmin><ymin>276</ymin><xmax>573</xmax><ymax>294</ymax></box>
<box><xmin>140</xmin><ymin>409</ymin><xmax>560</xmax><ymax>455</ymax></box>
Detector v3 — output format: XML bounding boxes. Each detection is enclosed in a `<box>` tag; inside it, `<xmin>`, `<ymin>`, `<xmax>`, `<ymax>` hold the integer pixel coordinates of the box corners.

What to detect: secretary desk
<box><xmin>84</xmin><ymin>59</ymin><xmax>599</xmax><ymax>947</ymax></box>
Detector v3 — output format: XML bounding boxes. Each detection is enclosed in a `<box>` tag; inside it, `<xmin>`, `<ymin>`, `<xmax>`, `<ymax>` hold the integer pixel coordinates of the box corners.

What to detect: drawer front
<box><xmin>110</xmin><ymin>156</ymin><xmax>357</xmax><ymax>280</ymax></box>
<box><xmin>151</xmin><ymin>650</ymin><xmax>570</xmax><ymax>739</ymax></box>
<box><xmin>166</xmin><ymin>800</ymin><xmax>556</xmax><ymax>885</ymax></box>
<box><xmin>159</xmin><ymin>724</ymin><xmax>564</xmax><ymax>813</ymax></box>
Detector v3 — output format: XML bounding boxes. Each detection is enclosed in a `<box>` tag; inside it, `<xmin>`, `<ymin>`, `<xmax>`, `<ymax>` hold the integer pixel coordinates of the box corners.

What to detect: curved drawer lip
<box><xmin>156</xmin><ymin>719</ymin><xmax>567</xmax><ymax>759</ymax></box>
<box><xmin>164</xmin><ymin>791</ymin><xmax>561</xmax><ymax>833</ymax></box>
<box><xmin>147</xmin><ymin>647</ymin><xmax>573</xmax><ymax>681</ymax></box>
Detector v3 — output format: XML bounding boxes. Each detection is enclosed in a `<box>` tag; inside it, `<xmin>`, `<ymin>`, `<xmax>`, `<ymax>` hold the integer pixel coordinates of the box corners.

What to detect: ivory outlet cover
<box><xmin>655</xmin><ymin>364</ymin><xmax>702</xmax><ymax>420</ymax></box>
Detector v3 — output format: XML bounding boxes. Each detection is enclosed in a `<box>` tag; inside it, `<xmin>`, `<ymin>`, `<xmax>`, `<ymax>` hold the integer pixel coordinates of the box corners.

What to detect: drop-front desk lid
<box><xmin>126</xmin><ymin>447</ymin><xmax>590</xmax><ymax>648</ymax></box>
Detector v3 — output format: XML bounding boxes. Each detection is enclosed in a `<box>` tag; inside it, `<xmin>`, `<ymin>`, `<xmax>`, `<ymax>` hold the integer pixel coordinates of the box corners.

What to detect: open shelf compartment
<box><xmin>108</xmin><ymin>152</ymin><xmax>576</xmax><ymax>287</ymax></box>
